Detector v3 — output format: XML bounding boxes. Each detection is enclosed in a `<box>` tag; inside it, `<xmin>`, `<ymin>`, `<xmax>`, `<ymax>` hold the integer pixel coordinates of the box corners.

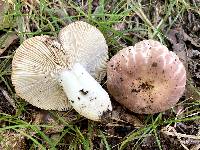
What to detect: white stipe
<box><xmin>58</xmin><ymin>63</ymin><xmax>112</xmax><ymax>121</ymax></box>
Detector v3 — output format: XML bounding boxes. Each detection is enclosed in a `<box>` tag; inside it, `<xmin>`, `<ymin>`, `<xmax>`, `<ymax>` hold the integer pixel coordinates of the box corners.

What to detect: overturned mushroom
<box><xmin>107</xmin><ymin>40</ymin><xmax>186</xmax><ymax>114</ymax></box>
<box><xmin>12</xmin><ymin>21</ymin><xmax>112</xmax><ymax>121</ymax></box>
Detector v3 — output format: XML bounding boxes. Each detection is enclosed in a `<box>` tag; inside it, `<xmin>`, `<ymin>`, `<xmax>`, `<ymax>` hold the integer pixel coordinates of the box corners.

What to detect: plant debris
<box><xmin>0</xmin><ymin>0</ymin><xmax>199</xmax><ymax>149</ymax></box>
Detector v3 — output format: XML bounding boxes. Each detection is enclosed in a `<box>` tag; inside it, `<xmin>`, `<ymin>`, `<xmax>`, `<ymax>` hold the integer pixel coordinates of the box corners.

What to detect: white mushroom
<box><xmin>58</xmin><ymin>21</ymin><xmax>108</xmax><ymax>82</ymax></box>
<box><xmin>12</xmin><ymin>21</ymin><xmax>112</xmax><ymax>121</ymax></box>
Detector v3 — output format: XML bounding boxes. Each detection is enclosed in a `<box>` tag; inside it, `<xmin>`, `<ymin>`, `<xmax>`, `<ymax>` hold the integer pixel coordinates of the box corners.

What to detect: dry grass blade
<box><xmin>0</xmin><ymin>0</ymin><xmax>200</xmax><ymax>149</ymax></box>
<box><xmin>0</xmin><ymin>86</ymin><xmax>16</xmax><ymax>109</ymax></box>
<box><xmin>161</xmin><ymin>126</ymin><xmax>200</xmax><ymax>150</ymax></box>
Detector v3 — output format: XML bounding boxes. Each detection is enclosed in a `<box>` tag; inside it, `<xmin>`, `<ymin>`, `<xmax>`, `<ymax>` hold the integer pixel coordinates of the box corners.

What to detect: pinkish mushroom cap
<box><xmin>107</xmin><ymin>40</ymin><xmax>186</xmax><ymax>114</ymax></box>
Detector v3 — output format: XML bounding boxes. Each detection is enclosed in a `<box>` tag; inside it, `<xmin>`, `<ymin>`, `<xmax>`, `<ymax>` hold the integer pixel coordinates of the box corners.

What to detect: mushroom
<box><xmin>107</xmin><ymin>40</ymin><xmax>186</xmax><ymax>114</ymax></box>
<box><xmin>12</xmin><ymin>21</ymin><xmax>112</xmax><ymax>121</ymax></box>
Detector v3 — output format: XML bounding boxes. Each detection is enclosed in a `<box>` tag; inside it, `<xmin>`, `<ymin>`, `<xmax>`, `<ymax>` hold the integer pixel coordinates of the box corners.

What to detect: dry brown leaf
<box><xmin>166</xmin><ymin>28</ymin><xmax>188</xmax><ymax>65</ymax></box>
<box><xmin>111</xmin><ymin>106</ymin><xmax>144</xmax><ymax>128</ymax></box>
<box><xmin>167</xmin><ymin>28</ymin><xmax>200</xmax><ymax>101</ymax></box>
<box><xmin>0</xmin><ymin>33</ymin><xmax>18</xmax><ymax>55</ymax></box>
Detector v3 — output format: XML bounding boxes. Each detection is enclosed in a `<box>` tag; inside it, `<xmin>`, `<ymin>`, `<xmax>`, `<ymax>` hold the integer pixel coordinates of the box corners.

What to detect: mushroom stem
<box><xmin>58</xmin><ymin>63</ymin><xmax>112</xmax><ymax>121</ymax></box>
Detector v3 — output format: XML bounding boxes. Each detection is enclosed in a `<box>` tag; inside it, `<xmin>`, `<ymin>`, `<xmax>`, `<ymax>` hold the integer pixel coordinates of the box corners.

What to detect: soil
<box><xmin>0</xmin><ymin>0</ymin><xmax>200</xmax><ymax>150</ymax></box>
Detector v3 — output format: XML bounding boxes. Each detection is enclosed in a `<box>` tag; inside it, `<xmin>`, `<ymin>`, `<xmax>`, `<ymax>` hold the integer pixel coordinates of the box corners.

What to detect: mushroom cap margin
<box><xmin>107</xmin><ymin>39</ymin><xmax>186</xmax><ymax>114</ymax></box>
<box><xmin>12</xmin><ymin>35</ymin><xmax>71</xmax><ymax>110</ymax></box>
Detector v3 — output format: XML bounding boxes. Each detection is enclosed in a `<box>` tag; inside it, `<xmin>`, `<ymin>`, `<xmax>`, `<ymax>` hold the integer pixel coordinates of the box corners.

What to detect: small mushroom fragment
<box><xmin>107</xmin><ymin>40</ymin><xmax>186</xmax><ymax>114</ymax></box>
<box><xmin>12</xmin><ymin>21</ymin><xmax>112</xmax><ymax>121</ymax></box>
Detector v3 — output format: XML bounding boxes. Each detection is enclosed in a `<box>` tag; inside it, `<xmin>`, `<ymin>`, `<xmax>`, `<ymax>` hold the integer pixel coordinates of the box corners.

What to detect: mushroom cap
<box><xmin>107</xmin><ymin>40</ymin><xmax>186</xmax><ymax>114</ymax></box>
<box><xmin>58</xmin><ymin>21</ymin><xmax>108</xmax><ymax>82</ymax></box>
<box><xmin>12</xmin><ymin>21</ymin><xmax>108</xmax><ymax>110</ymax></box>
<box><xmin>12</xmin><ymin>36</ymin><xmax>70</xmax><ymax>110</ymax></box>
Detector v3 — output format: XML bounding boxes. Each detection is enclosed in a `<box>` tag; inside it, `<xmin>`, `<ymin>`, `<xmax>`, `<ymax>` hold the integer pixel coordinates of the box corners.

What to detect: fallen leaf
<box><xmin>0</xmin><ymin>33</ymin><xmax>18</xmax><ymax>55</ymax></box>
<box><xmin>166</xmin><ymin>28</ymin><xmax>188</xmax><ymax>66</ymax></box>
<box><xmin>111</xmin><ymin>106</ymin><xmax>144</xmax><ymax>128</ymax></box>
<box><xmin>166</xmin><ymin>28</ymin><xmax>200</xmax><ymax>101</ymax></box>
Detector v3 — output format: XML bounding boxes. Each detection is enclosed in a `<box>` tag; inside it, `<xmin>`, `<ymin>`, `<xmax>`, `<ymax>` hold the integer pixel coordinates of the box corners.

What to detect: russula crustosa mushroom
<box><xmin>12</xmin><ymin>21</ymin><xmax>112</xmax><ymax>121</ymax></box>
<box><xmin>107</xmin><ymin>39</ymin><xmax>186</xmax><ymax>114</ymax></box>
